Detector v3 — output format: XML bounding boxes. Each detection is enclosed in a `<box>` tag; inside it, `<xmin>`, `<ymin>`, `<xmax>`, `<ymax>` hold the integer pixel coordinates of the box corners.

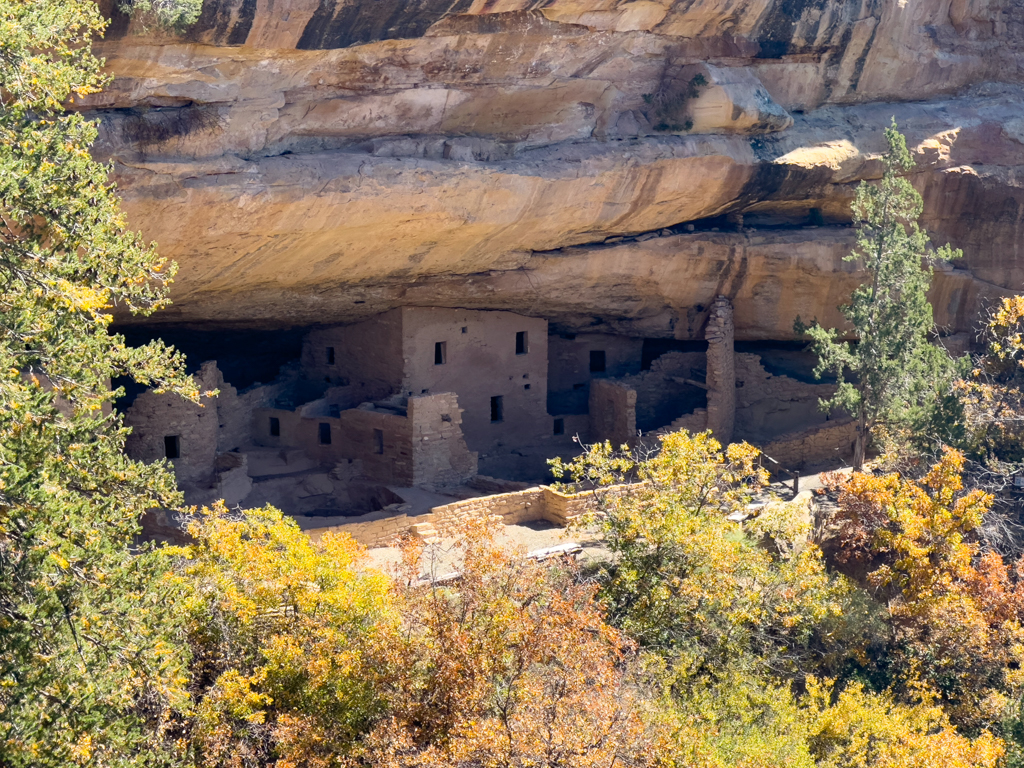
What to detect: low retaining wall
<box><xmin>758</xmin><ymin>418</ymin><xmax>857</xmax><ymax>472</ymax></box>
<box><xmin>308</xmin><ymin>483</ymin><xmax>628</xmax><ymax>548</ymax></box>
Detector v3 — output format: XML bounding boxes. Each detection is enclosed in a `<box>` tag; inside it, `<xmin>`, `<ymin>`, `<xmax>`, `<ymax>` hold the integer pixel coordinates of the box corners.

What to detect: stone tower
<box><xmin>705</xmin><ymin>295</ymin><xmax>735</xmax><ymax>445</ymax></box>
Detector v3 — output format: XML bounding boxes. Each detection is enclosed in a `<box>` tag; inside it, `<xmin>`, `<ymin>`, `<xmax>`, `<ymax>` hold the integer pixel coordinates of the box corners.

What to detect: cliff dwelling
<box><xmin>79</xmin><ymin>0</ymin><xmax>1024</xmax><ymax>544</ymax></box>
<box><xmin>123</xmin><ymin>300</ymin><xmax>853</xmax><ymax>537</ymax></box>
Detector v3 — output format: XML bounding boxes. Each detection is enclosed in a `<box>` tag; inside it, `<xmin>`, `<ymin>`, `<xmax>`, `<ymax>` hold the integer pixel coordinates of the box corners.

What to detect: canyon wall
<box><xmin>85</xmin><ymin>0</ymin><xmax>1024</xmax><ymax>339</ymax></box>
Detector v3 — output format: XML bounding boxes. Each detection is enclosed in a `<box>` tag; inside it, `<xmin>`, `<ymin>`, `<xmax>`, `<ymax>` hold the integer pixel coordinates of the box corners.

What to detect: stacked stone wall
<box><xmin>409</xmin><ymin>392</ymin><xmax>478</xmax><ymax>486</ymax></box>
<box><xmin>307</xmin><ymin>482</ymin><xmax>636</xmax><ymax>547</ymax></box>
<box><xmin>733</xmin><ymin>353</ymin><xmax>837</xmax><ymax>442</ymax></box>
<box><xmin>588</xmin><ymin>379</ymin><xmax>637</xmax><ymax>446</ymax></box>
<box><xmin>758</xmin><ymin>419</ymin><xmax>857</xmax><ymax>472</ymax></box>
<box><xmin>614</xmin><ymin>351</ymin><xmax>707</xmax><ymax>432</ymax></box>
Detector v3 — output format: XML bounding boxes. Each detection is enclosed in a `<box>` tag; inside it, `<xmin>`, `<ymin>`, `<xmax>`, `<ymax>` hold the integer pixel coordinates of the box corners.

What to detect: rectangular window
<box><xmin>329</xmin><ymin>404</ymin><xmax>341</xmax><ymax>418</ymax></box>
<box><xmin>373</xmin><ymin>428</ymin><xmax>384</xmax><ymax>455</ymax></box>
<box><xmin>326</xmin><ymin>346</ymin><xmax>335</xmax><ymax>365</ymax></box>
<box><xmin>318</xmin><ymin>422</ymin><xmax>331</xmax><ymax>445</ymax></box>
<box><xmin>516</xmin><ymin>331</ymin><xmax>528</xmax><ymax>355</ymax></box>
<box><xmin>434</xmin><ymin>341</ymin><xmax>447</xmax><ymax>365</ymax></box>
<box><xmin>589</xmin><ymin>350</ymin><xmax>606</xmax><ymax>373</ymax></box>
<box><xmin>553</xmin><ymin>418</ymin><xmax>564</xmax><ymax>435</ymax></box>
<box><xmin>490</xmin><ymin>395</ymin><xmax>504</xmax><ymax>423</ymax></box>
<box><xmin>269</xmin><ymin>417</ymin><xmax>280</xmax><ymax>437</ymax></box>
<box><xmin>164</xmin><ymin>435</ymin><xmax>180</xmax><ymax>459</ymax></box>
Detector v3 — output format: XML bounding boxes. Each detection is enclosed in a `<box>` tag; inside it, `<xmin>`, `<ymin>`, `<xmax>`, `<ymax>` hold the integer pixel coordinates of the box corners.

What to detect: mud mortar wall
<box><xmin>308</xmin><ymin>482</ymin><xmax>631</xmax><ymax>547</ymax></box>
<box><xmin>758</xmin><ymin>418</ymin><xmax>857</xmax><ymax>471</ymax></box>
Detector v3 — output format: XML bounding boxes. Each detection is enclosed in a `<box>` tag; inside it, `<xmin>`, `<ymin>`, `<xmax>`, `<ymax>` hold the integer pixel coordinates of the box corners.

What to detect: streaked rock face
<box><xmin>87</xmin><ymin>0</ymin><xmax>1024</xmax><ymax>338</ymax></box>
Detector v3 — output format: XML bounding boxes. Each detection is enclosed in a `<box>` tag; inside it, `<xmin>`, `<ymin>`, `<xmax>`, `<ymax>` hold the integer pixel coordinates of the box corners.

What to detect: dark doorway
<box><xmin>318</xmin><ymin>423</ymin><xmax>331</xmax><ymax>445</ymax></box>
<box><xmin>490</xmin><ymin>396</ymin><xmax>504</xmax><ymax>423</ymax></box>
<box><xmin>164</xmin><ymin>435</ymin><xmax>180</xmax><ymax>459</ymax></box>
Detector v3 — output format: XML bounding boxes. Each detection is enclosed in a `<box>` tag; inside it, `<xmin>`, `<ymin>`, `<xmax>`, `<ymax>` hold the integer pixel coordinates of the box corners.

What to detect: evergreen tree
<box><xmin>799</xmin><ymin>121</ymin><xmax>960</xmax><ymax>469</ymax></box>
<box><xmin>0</xmin><ymin>2</ymin><xmax>198</xmax><ymax>765</ymax></box>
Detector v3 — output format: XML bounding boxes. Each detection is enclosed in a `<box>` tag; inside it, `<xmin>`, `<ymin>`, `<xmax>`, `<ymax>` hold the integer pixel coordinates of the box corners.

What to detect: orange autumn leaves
<box><xmin>167</xmin><ymin>441</ymin><xmax>1022</xmax><ymax>768</ymax></box>
<box><xmin>829</xmin><ymin>450</ymin><xmax>1024</xmax><ymax>730</ymax></box>
<box><xmin>173</xmin><ymin>508</ymin><xmax>661</xmax><ymax>768</ymax></box>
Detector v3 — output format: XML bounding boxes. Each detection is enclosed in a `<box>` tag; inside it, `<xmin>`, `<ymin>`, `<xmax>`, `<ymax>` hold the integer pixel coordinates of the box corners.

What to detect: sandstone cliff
<box><xmin>85</xmin><ymin>0</ymin><xmax>1024</xmax><ymax>339</ymax></box>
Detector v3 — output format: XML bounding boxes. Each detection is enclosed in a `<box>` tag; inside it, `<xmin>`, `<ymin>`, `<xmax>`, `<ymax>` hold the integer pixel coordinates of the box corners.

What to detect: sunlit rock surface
<box><xmin>87</xmin><ymin>0</ymin><xmax>1024</xmax><ymax>337</ymax></box>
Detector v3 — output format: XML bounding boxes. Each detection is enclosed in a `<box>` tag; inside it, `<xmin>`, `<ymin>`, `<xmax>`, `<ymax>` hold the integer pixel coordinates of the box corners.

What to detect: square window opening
<box><xmin>490</xmin><ymin>395</ymin><xmax>504</xmax><ymax>423</ymax></box>
<box><xmin>329</xmin><ymin>404</ymin><xmax>341</xmax><ymax>418</ymax></box>
<box><xmin>269</xmin><ymin>417</ymin><xmax>280</xmax><ymax>437</ymax></box>
<box><xmin>590</xmin><ymin>350</ymin><xmax>607</xmax><ymax>373</ymax></box>
<box><xmin>326</xmin><ymin>346</ymin><xmax>335</xmax><ymax>365</ymax></box>
<box><xmin>373</xmin><ymin>428</ymin><xmax>384</xmax><ymax>455</ymax></box>
<box><xmin>553</xmin><ymin>418</ymin><xmax>565</xmax><ymax>436</ymax></box>
<box><xmin>318</xmin><ymin>422</ymin><xmax>332</xmax><ymax>445</ymax></box>
<box><xmin>434</xmin><ymin>341</ymin><xmax>447</xmax><ymax>365</ymax></box>
<box><xmin>164</xmin><ymin>435</ymin><xmax>180</xmax><ymax>459</ymax></box>
<box><xmin>523</xmin><ymin>383</ymin><xmax>531</xmax><ymax>390</ymax></box>
<box><xmin>516</xmin><ymin>331</ymin><xmax>528</xmax><ymax>355</ymax></box>
<box><xmin>461</xmin><ymin>326</ymin><xmax>468</xmax><ymax>334</ymax></box>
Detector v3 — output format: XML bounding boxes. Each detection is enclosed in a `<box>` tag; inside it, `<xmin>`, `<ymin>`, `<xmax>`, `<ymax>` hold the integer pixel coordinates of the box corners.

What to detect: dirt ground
<box><xmin>363</xmin><ymin>519</ymin><xmax>608</xmax><ymax>578</ymax></box>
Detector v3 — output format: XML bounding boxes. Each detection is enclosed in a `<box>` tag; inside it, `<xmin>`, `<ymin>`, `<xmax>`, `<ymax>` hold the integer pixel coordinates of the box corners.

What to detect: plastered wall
<box><xmin>399</xmin><ymin>307</ymin><xmax>550</xmax><ymax>455</ymax></box>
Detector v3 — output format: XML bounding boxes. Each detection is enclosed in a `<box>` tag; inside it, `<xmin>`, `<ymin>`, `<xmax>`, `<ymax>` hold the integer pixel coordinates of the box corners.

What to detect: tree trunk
<box><xmin>853</xmin><ymin>411</ymin><xmax>867</xmax><ymax>470</ymax></box>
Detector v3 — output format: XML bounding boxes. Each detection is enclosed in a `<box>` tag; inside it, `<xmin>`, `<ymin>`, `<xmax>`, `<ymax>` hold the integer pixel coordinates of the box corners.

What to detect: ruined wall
<box><xmin>303</xmin><ymin>310</ymin><xmax>404</xmax><ymax>391</ymax></box>
<box><xmin>408</xmin><ymin>393</ymin><xmax>478</xmax><ymax>486</ymax></box>
<box><xmin>254</xmin><ymin>392</ymin><xmax>476</xmax><ymax>487</ymax></box>
<box><xmin>588</xmin><ymin>380</ymin><xmax>637</xmax><ymax>447</ymax></box>
<box><xmin>547</xmin><ymin>333</ymin><xmax>643</xmax><ymax>414</ymax></box>
<box><xmin>613</xmin><ymin>351</ymin><xmax>707</xmax><ymax>432</ymax></box>
<box><xmin>400</xmin><ymin>307</ymin><xmax>550</xmax><ymax>454</ymax></box>
<box><xmin>335</xmin><ymin>406</ymin><xmax>416</xmax><ymax>484</ymax></box>
<box><xmin>758</xmin><ymin>419</ymin><xmax>857</xmax><ymax>472</ymax></box>
<box><xmin>734</xmin><ymin>353</ymin><xmax>837</xmax><ymax>442</ymax></box>
<box><xmin>308</xmin><ymin>481</ymin><xmax>633</xmax><ymax>547</ymax></box>
<box><xmin>124</xmin><ymin>361</ymin><xmax>221</xmax><ymax>487</ymax></box>
<box><xmin>705</xmin><ymin>296</ymin><xmax>736</xmax><ymax>444</ymax></box>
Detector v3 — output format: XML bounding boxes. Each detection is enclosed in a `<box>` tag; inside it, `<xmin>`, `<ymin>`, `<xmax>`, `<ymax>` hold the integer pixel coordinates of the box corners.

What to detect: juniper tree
<box><xmin>118</xmin><ymin>0</ymin><xmax>204</xmax><ymax>30</ymax></box>
<box><xmin>0</xmin><ymin>2</ymin><xmax>199</xmax><ymax>765</ymax></box>
<box><xmin>799</xmin><ymin>121</ymin><xmax>960</xmax><ymax>469</ymax></box>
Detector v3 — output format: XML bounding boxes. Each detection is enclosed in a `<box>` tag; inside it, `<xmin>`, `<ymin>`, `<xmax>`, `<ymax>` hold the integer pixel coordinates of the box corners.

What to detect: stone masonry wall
<box><xmin>409</xmin><ymin>392</ymin><xmax>479</xmax><ymax>487</ymax></box>
<box><xmin>124</xmin><ymin>361</ymin><xmax>221</xmax><ymax>488</ymax></box>
<box><xmin>705</xmin><ymin>295</ymin><xmax>736</xmax><ymax>444</ymax></box>
<box><xmin>588</xmin><ymin>379</ymin><xmax>637</xmax><ymax>446</ymax></box>
<box><xmin>613</xmin><ymin>351</ymin><xmax>707</xmax><ymax>433</ymax></box>
<box><xmin>734</xmin><ymin>353</ymin><xmax>837</xmax><ymax>442</ymax></box>
<box><xmin>307</xmin><ymin>482</ymin><xmax>635</xmax><ymax>547</ymax></box>
<box><xmin>758</xmin><ymin>418</ymin><xmax>857</xmax><ymax>472</ymax></box>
